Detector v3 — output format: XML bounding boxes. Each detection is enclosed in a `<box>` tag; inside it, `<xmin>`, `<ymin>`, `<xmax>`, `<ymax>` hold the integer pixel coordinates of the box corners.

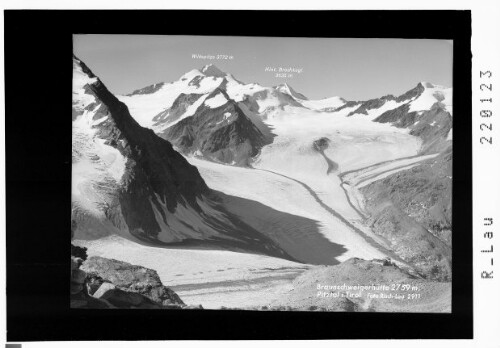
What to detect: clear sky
<box><xmin>74</xmin><ymin>35</ymin><xmax>452</xmax><ymax>101</ymax></box>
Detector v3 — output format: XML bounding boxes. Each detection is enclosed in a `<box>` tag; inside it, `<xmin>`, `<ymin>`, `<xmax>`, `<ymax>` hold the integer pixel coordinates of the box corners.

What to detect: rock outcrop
<box><xmin>81</xmin><ymin>256</ymin><xmax>185</xmax><ymax>307</ymax></box>
<box><xmin>374</xmin><ymin>103</ymin><xmax>452</xmax><ymax>154</ymax></box>
<box><xmin>161</xmin><ymin>88</ymin><xmax>269</xmax><ymax>166</ymax></box>
<box><xmin>70</xmin><ymin>254</ymin><xmax>194</xmax><ymax>309</ymax></box>
<box><xmin>359</xmin><ymin>149</ymin><xmax>452</xmax><ymax>280</ymax></box>
<box><xmin>269</xmin><ymin>258</ymin><xmax>451</xmax><ymax>312</ymax></box>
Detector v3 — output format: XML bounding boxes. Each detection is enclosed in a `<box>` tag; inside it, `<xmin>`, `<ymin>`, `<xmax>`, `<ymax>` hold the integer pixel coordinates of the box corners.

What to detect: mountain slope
<box><xmin>357</xmin><ymin>148</ymin><xmax>453</xmax><ymax>280</ymax></box>
<box><xmin>73</xmin><ymin>56</ymin><xmax>207</xmax><ymax>239</ymax></box>
<box><xmin>275</xmin><ymin>83</ymin><xmax>308</xmax><ymax>100</ymax></box>
<box><xmin>72</xmin><ymin>56</ymin><xmax>293</xmax><ymax>259</ymax></box>
<box><xmin>271</xmin><ymin>258</ymin><xmax>451</xmax><ymax>312</ymax></box>
<box><xmin>161</xmin><ymin>88</ymin><xmax>270</xmax><ymax>165</ymax></box>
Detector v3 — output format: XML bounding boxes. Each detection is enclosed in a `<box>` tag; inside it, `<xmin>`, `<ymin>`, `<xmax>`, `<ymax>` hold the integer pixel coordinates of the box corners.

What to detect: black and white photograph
<box><xmin>6</xmin><ymin>6</ymin><xmax>492</xmax><ymax>345</ymax></box>
<box><xmin>71</xmin><ymin>35</ymin><xmax>453</xmax><ymax>312</ymax></box>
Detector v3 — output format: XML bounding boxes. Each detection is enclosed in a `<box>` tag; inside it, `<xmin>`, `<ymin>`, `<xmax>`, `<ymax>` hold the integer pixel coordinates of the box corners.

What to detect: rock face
<box><xmin>274</xmin><ymin>83</ymin><xmax>308</xmax><ymax>101</ymax></box>
<box><xmin>72</xmin><ymin>56</ymin><xmax>209</xmax><ymax>240</ymax></box>
<box><xmin>312</xmin><ymin>137</ymin><xmax>330</xmax><ymax>152</ymax></box>
<box><xmin>270</xmin><ymin>258</ymin><xmax>451</xmax><ymax>312</ymax></box>
<box><xmin>335</xmin><ymin>82</ymin><xmax>452</xmax><ymax>155</ymax></box>
<box><xmin>126</xmin><ymin>82</ymin><xmax>166</xmax><ymax>96</ymax></box>
<box><xmin>82</xmin><ymin>256</ymin><xmax>185</xmax><ymax>306</ymax></box>
<box><xmin>162</xmin><ymin>88</ymin><xmax>269</xmax><ymax>165</ymax></box>
<box><xmin>71</xmin><ymin>256</ymin><xmax>111</xmax><ymax>309</ymax></box>
<box><xmin>71</xmin><ymin>228</ymin><xmax>188</xmax><ymax>310</ymax></box>
<box><xmin>360</xmin><ymin>149</ymin><xmax>452</xmax><ymax>280</ymax></box>
<box><xmin>374</xmin><ymin>104</ymin><xmax>452</xmax><ymax>154</ymax></box>
<box><xmin>80</xmin><ymin>256</ymin><xmax>186</xmax><ymax>308</ymax></box>
<box><xmin>71</xmin><ymin>256</ymin><xmax>189</xmax><ymax>309</ymax></box>
<box><xmin>70</xmin><ymin>237</ymin><xmax>110</xmax><ymax>309</ymax></box>
<box><xmin>346</xmin><ymin>95</ymin><xmax>395</xmax><ymax>116</ymax></box>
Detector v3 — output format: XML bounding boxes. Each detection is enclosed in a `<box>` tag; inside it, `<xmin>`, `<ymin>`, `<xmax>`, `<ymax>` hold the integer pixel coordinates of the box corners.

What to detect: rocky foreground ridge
<box><xmin>268</xmin><ymin>257</ymin><xmax>450</xmax><ymax>312</ymax></box>
<box><xmin>70</xmin><ymin>244</ymin><xmax>201</xmax><ymax>309</ymax></box>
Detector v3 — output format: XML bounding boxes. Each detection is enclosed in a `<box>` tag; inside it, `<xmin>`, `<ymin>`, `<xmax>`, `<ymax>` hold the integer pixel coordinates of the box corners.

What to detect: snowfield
<box><xmin>253</xmin><ymin>106</ymin><xmax>421</xmax><ymax>221</ymax></box>
<box><xmin>117</xmin><ymin>69</ymin><xmax>224</xmax><ymax>129</ymax></box>
<box><xmin>298</xmin><ymin>96</ymin><xmax>346</xmax><ymax>110</ymax></box>
<box><xmin>188</xmin><ymin>157</ymin><xmax>392</xmax><ymax>265</ymax></box>
<box><xmin>204</xmin><ymin>91</ymin><xmax>228</xmax><ymax>108</ymax></box>
<box><xmin>74</xmin><ymin>234</ymin><xmax>310</xmax><ymax>308</ymax></box>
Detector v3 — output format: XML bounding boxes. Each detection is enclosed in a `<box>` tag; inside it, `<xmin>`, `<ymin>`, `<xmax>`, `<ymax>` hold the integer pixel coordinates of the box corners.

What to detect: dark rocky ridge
<box><xmin>82</xmin><ymin>256</ymin><xmax>185</xmax><ymax>307</ymax></box>
<box><xmin>75</xmin><ymin>57</ymin><xmax>209</xmax><ymax>239</ymax></box>
<box><xmin>408</xmin><ymin>105</ymin><xmax>453</xmax><ymax>154</ymax></box>
<box><xmin>374</xmin><ymin>103</ymin><xmax>452</xmax><ymax>154</ymax></box>
<box><xmin>344</xmin><ymin>83</ymin><xmax>425</xmax><ymax>117</ymax></box>
<box><xmin>201</xmin><ymin>64</ymin><xmax>226</xmax><ymax>78</ymax></box>
<box><xmin>162</xmin><ymin>88</ymin><xmax>270</xmax><ymax>165</ymax></box>
<box><xmin>275</xmin><ymin>83</ymin><xmax>308</xmax><ymax>100</ymax></box>
<box><xmin>346</xmin><ymin>95</ymin><xmax>395</xmax><ymax>116</ymax></box>
<box><xmin>71</xmin><ymin>254</ymin><xmax>191</xmax><ymax>309</ymax></box>
<box><xmin>328</xmin><ymin>100</ymin><xmax>360</xmax><ymax>113</ymax></box>
<box><xmin>394</xmin><ymin>82</ymin><xmax>426</xmax><ymax>102</ymax></box>
<box><xmin>269</xmin><ymin>258</ymin><xmax>451</xmax><ymax>312</ymax></box>
<box><xmin>126</xmin><ymin>82</ymin><xmax>166</xmax><ymax>96</ymax></box>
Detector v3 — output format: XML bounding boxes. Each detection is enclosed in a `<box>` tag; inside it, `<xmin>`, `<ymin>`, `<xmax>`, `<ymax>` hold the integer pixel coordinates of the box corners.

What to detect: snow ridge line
<box><xmin>338</xmin><ymin>153</ymin><xmax>435</xmax><ymax>179</ymax></box>
<box><xmin>354</xmin><ymin>162</ymin><xmax>421</xmax><ymax>188</ymax></box>
<box><xmin>338</xmin><ymin>154</ymin><xmax>440</xmax><ymax>217</ymax></box>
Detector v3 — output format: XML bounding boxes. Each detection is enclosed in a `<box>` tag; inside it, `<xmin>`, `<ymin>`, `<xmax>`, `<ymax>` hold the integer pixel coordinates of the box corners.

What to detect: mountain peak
<box><xmin>419</xmin><ymin>81</ymin><xmax>435</xmax><ymax>89</ymax></box>
<box><xmin>73</xmin><ymin>55</ymin><xmax>100</xmax><ymax>96</ymax></box>
<box><xmin>275</xmin><ymin>82</ymin><xmax>308</xmax><ymax>100</ymax></box>
<box><xmin>418</xmin><ymin>81</ymin><xmax>451</xmax><ymax>90</ymax></box>
<box><xmin>201</xmin><ymin>64</ymin><xmax>226</xmax><ymax>78</ymax></box>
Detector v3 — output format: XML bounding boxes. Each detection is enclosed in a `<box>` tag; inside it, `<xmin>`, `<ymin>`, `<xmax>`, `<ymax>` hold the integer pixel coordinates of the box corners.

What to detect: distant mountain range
<box><xmin>118</xmin><ymin>64</ymin><xmax>452</xmax><ymax>164</ymax></box>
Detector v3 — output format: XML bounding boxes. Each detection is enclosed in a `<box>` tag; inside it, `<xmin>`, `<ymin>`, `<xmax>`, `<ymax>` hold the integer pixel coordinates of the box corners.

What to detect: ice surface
<box><xmin>75</xmin><ymin>234</ymin><xmax>309</xmax><ymax>308</ymax></box>
<box><xmin>189</xmin><ymin>156</ymin><xmax>391</xmax><ymax>264</ymax></box>
<box><xmin>204</xmin><ymin>92</ymin><xmax>228</xmax><ymax>108</ymax></box>
<box><xmin>299</xmin><ymin>96</ymin><xmax>345</xmax><ymax>110</ymax></box>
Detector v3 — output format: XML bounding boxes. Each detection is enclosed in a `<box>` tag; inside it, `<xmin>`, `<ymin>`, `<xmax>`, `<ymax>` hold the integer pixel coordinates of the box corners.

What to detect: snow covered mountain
<box><xmin>274</xmin><ymin>82</ymin><xmax>308</xmax><ymax>101</ymax></box>
<box><xmin>118</xmin><ymin>66</ymin><xmax>451</xmax><ymax>166</ymax></box>
<box><xmin>71</xmin><ymin>56</ymin><xmax>292</xmax><ymax>259</ymax></box>
<box><xmin>161</xmin><ymin>88</ymin><xmax>270</xmax><ymax>165</ymax></box>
